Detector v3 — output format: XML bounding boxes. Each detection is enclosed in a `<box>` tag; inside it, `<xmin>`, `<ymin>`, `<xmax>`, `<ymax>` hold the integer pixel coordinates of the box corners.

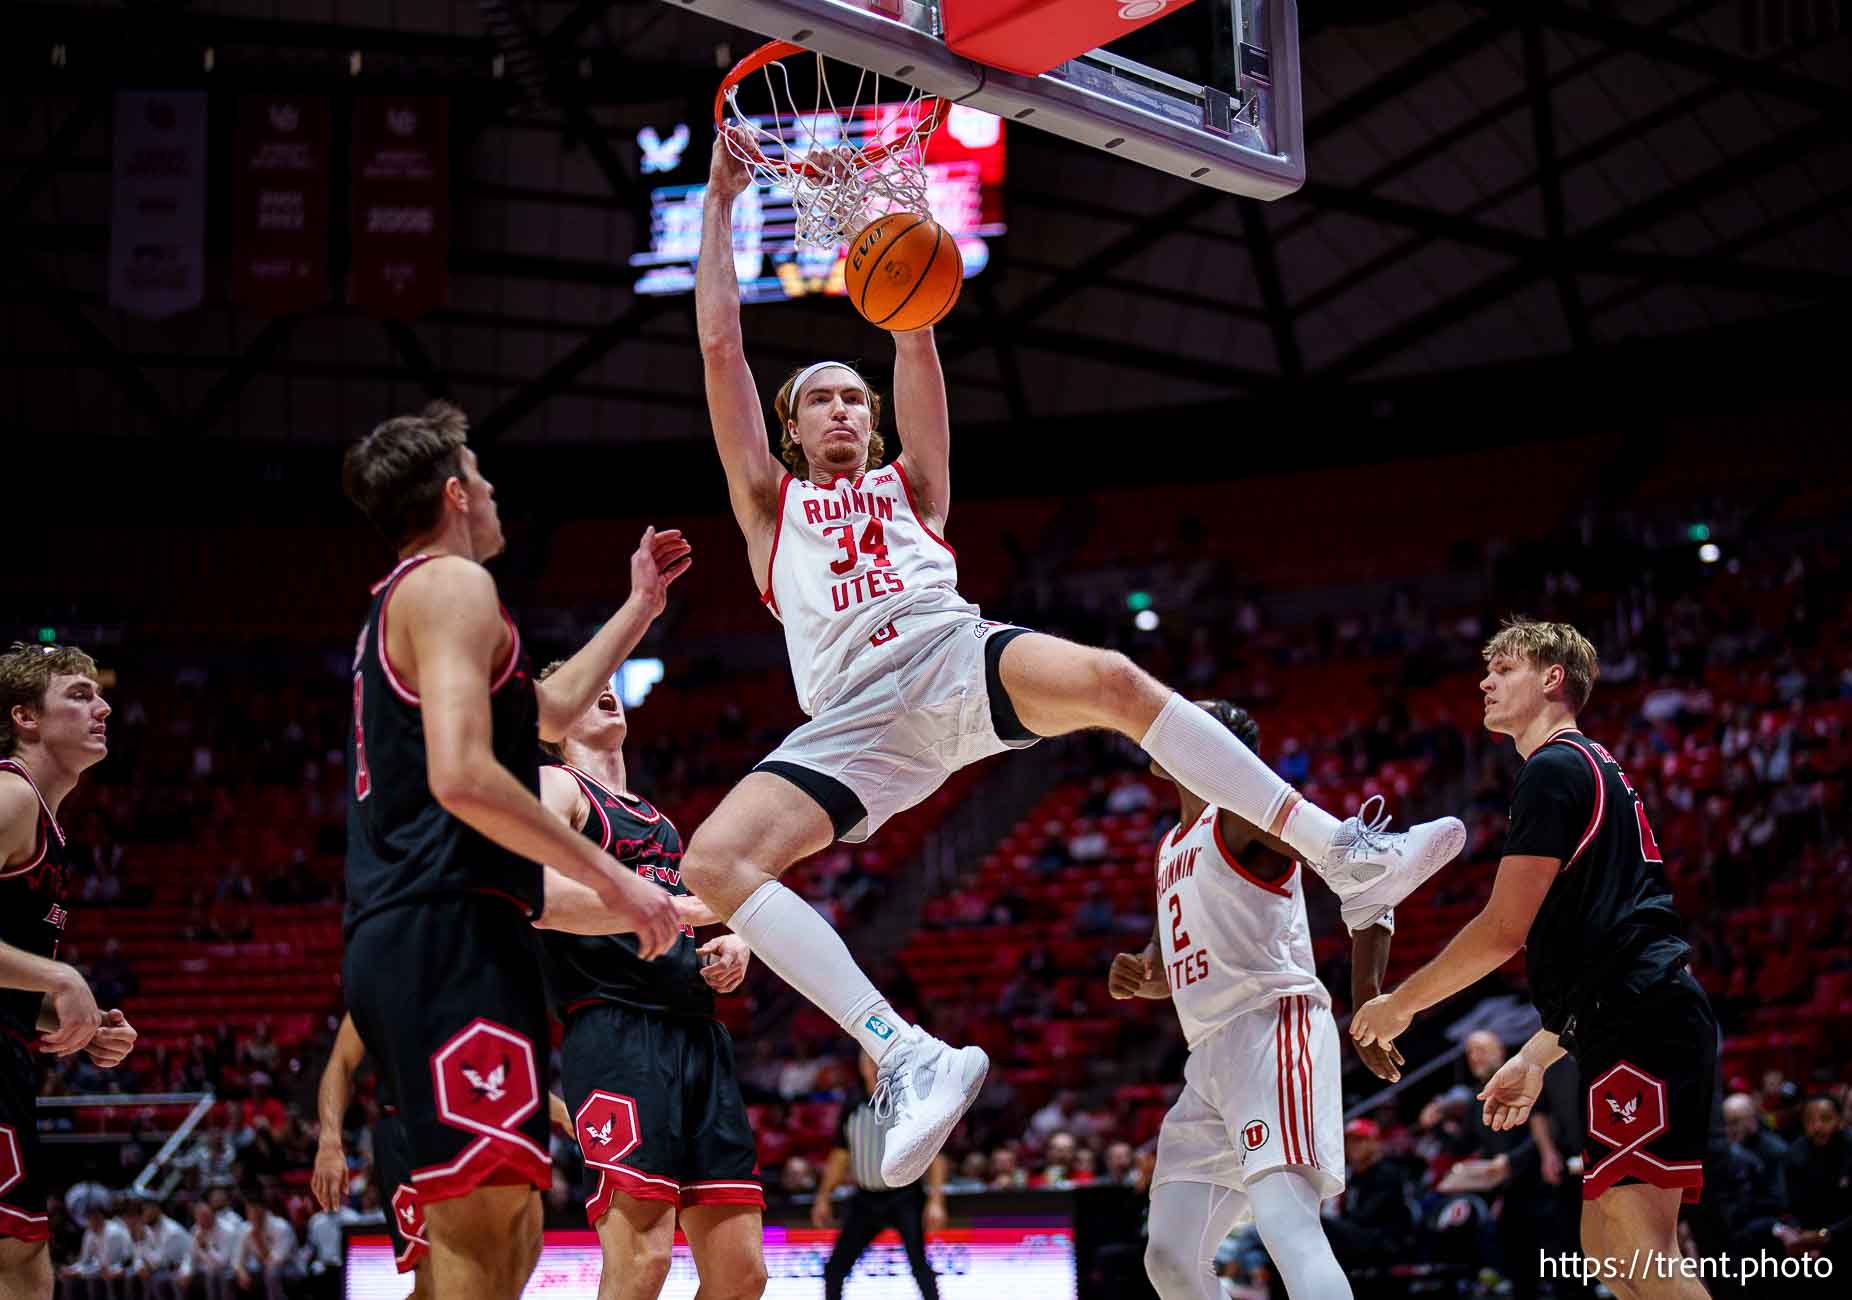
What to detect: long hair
<box><xmin>772</xmin><ymin>366</ymin><xmax>886</xmax><ymax>480</ymax></box>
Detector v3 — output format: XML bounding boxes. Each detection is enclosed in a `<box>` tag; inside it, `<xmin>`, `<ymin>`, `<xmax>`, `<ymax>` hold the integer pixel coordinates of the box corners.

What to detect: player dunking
<box><xmin>1353</xmin><ymin>620</ymin><xmax>1718</xmax><ymax>1300</ymax></box>
<box><xmin>690</xmin><ymin>132</ymin><xmax>1467</xmax><ymax>1188</ymax></box>
<box><xmin>1108</xmin><ymin>703</ymin><xmax>1397</xmax><ymax>1300</ymax></box>
<box><xmin>0</xmin><ymin>642</ymin><xmax>136</xmax><ymax>1300</ymax></box>
<box><xmin>312</xmin><ymin>1014</ymin><xmax>431</xmax><ymax>1296</ymax></box>
<box><xmin>340</xmin><ymin>401</ymin><xmax>688</xmax><ymax>1300</ymax></box>
<box><xmin>531</xmin><ymin>663</ymin><xmax>765</xmax><ymax>1300</ymax></box>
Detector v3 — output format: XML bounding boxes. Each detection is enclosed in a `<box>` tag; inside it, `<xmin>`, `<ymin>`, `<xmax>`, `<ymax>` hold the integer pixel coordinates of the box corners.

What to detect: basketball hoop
<box><xmin>715</xmin><ymin>41</ymin><xmax>950</xmax><ymax>251</ymax></box>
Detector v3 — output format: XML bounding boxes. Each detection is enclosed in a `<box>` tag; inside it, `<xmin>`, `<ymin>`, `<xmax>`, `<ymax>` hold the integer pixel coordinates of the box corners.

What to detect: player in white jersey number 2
<box><xmin>688</xmin><ymin>131</ymin><xmax>1464</xmax><ymax>1190</ymax></box>
<box><xmin>1110</xmin><ymin>703</ymin><xmax>1402</xmax><ymax>1300</ymax></box>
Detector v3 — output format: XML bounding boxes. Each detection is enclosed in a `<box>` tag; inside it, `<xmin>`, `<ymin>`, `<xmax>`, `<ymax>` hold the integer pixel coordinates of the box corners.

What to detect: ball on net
<box><xmin>844</xmin><ymin>213</ymin><xmax>963</xmax><ymax>331</ymax></box>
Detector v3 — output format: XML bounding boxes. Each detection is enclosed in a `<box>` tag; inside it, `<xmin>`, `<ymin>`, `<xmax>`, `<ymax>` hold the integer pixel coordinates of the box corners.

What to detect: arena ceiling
<box><xmin>4</xmin><ymin>0</ymin><xmax>1849</xmax><ymax>446</ymax></box>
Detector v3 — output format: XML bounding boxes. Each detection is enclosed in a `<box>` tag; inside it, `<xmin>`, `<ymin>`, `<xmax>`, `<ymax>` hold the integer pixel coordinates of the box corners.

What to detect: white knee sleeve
<box><xmin>1246</xmin><ymin>1170</ymin><xmax>1353</xmax><ymax>1300</ymax></box>
<box><xmin>1144</xmin><ymin>1181</ymin><xmax>1248</xmax><ymax>1300</ymax></box>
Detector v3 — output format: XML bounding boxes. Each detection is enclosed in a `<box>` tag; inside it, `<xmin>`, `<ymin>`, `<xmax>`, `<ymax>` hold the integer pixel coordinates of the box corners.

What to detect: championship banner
<box><xmin>108</xmin><ymin>91</ymin><xmax>207</xmax><ymax>319</ymax></box>
<box><xmin>350</xmin><ymin>96</ymin><xmax>449</xmax><ymax>319</ymax></box>
<box><xmin>232</xmin><ymin>96</ymin><xmax>331</xmax><ymax>314</ymax></box>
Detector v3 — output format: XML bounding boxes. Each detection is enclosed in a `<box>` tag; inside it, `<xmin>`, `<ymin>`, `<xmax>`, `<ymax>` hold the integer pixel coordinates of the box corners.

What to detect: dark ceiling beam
<box><xmin>1009</xmin><ymin>324</ymin><xmax>1273</xmax><ymax>392</ymax></box>
<box><xmin>1481</xmin><ymin>0</ymin><xmax>1852</xmax><ymax>115</ymax></box>
<box><xmin>0</xmin><ymin>349</ymin><xmax>706</xmax><ymax>410</ymax></box>
<box><xmin>183</xmin><ymin>316</ymin><xmax>301</xmax><ymax>438</ymax></box>
<box><xmin>1295</xmin><ymin>183</ymin><xmax>1847</xmax><ymax>300</ymax></box>
<box><xmin>1268</xmin><ymin>0</ymin><xmax>1722</xmax><ymax>250</ymax></box>
<box><xmin>544</xmin><ymin>0</ymin><xmax>622</xmax><ymax>54</ymax></box>
<box><xmin>472</xmin><ymin>295</ymin><xmax>674</xmax><ymax>442</ymax></box>
<box><xmin>383</xmin><ymin>321</ymin><xmax>451</xmax><ymax>400</ymax></box>
<box><xmin>1236</xmin><ymin>199</ymin><xmax>1302</xmax><ymax>381</ymax></box>
<box><xmin>1520</xmin><ymin>16</ymin><xmax>1590</xmax><ymax>352</ymax></box>
<box><xmin>974</xmin><ymin>280</ymin><xmax>1032</xmax><ymax>426</ymax></box>
<box><xmin>4</xmin><ymin>257</ymin><xmax>182</xmax><ymax>438</ymax></box>
<box><xmin>939</xmin><ymin>189</ymin><xmax>1225</xmax><ymax>361</ymax></box>
<box><xmin>10</xmin><ymin>3</ymin><xmax>490</xmax><ymax>60</ymax></box>
<box><xmin>1302</xmin><ymin>12</ymin><xmax>1515</xmax><ymax>141</ymax></box>
<box><xmin>1587</xmin><ymin>179</ymin><xmax>1852</xmax><ymax>321</ymax></box>
<box><xmin>1320</xmin><ymin>112</ymin><xmax>1846</xmax><ymax>380</ymax></box>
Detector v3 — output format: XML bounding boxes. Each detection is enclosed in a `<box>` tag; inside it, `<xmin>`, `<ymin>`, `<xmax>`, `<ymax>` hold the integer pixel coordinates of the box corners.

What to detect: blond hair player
<box><xmin>688</xmin><ymin>130</ymin><xmax>1467</xmax><ymax>1190</ymax></box>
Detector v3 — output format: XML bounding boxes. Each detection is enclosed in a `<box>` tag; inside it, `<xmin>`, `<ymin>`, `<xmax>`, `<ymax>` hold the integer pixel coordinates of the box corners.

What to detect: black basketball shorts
<box><xmin>1575</xmin><ymin>967</ymin><xmax>1718</xmax><ymax>1204</ymax></box>
<box><xmin>373</xmin><ymin>1110</ymin><xmax>429</xmax><ymax>1272</ymax></box>
<box><xmin>344</xmin><ymin>894</ymin><xmax>552</xmax><ymax>1207</ymax></box>
<box><xmin>0</xmin><ymin>1029</ymin><xmax>48</xmax><ymax>1242</ymax></box>
<box><xmin>560</xmin><ymin>1002</ymin><xmax>764</xmax><ymax>1223</ymax></box>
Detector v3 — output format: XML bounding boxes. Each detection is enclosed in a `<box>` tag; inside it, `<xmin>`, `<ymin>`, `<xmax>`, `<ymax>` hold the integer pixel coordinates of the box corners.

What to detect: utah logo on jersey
<box><xmin>1242</xmin><ymin>1119</ymin><xmax>1269</xmax><ymax>1152</ymax></box>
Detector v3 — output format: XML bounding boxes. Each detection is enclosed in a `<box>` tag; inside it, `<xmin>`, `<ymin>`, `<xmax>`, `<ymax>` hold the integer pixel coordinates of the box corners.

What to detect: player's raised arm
<box><xmin>891</xmin><ymin>326</ymin><xmax>951</xmax><ymax>528</ymax></box>
<box><xmin>532</xmin><ymin>526</ymin><xmax>690</xmax><ymax>742</ymax></box>
<box><xmin>697</xmin><ymin>131</ymin><xmax>782</xmax><ymax>535</ymax></box>
<box><xmin>400</xmin><ymin>558</ymin><xmax>680</xmax><ymax>958</ymax></box>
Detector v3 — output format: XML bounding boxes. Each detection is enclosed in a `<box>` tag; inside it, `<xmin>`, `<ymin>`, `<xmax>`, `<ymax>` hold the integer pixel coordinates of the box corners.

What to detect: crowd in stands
<box><xmin>30</xmin><ymin>446</ymin><xmax>1851</xmax><ymax>1294</ymax></box>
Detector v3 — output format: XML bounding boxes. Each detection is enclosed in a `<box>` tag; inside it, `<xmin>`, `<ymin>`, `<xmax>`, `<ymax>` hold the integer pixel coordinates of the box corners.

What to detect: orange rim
<box><xmin>714</xmin><ymin>40</ymin><xmax>949</xmax><ymax>179</ymax></box>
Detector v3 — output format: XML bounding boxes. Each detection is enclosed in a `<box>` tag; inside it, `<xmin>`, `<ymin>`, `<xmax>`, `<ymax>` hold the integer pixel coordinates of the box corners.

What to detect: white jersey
<box><xmin>762</xmin><ymin>463</ymin><xmax>977</xmax><ymax>716</ymax></box>
<box><xmin>1155</xmin><ymin>805</ymin><xmax>1328</xmax><ymax>1050</ymax></box>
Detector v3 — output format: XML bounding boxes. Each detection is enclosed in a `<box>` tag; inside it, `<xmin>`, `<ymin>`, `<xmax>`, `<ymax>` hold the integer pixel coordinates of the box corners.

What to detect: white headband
<box><xmin>788</xmin><ymin>360</ymin><xmax>866</xmax><ymax>407</ymax></box>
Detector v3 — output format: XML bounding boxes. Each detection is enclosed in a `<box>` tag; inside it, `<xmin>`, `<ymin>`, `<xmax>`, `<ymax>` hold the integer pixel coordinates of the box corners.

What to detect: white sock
<box><xmin>726</xmin><ymin>880</ymin><xmax>913</xmax><ymax>1063</ymax></box>
<box><xmin>1140</xmin><ymin>694</ymin><xmax>1342</xmax><ymax>864</ymax></box>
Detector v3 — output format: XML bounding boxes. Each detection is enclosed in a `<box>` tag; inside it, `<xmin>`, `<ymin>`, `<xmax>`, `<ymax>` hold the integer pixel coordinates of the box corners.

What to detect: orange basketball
<box><xmin>844</xmin><ymin>213</ymin><xmax>963</xmax><ymax>331</ymax></box>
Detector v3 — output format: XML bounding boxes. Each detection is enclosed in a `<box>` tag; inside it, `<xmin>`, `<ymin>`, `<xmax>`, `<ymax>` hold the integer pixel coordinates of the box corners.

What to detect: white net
<box><xmin>720</xmin><ymin>47</ymin><xmax>945</xmax><ymax>251</ymax></box>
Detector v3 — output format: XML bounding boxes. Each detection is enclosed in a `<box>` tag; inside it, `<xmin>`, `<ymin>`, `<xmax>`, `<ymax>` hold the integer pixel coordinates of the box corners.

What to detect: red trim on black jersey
<box><xmin>1207</xmin><ymin>809</ymin><xmax>1295</xmax><ymax>898</ymax></box>
<box><xmin>488</xmin><ymin>607</ymin><xmax>522</xmax><ymax>695</ymax></box>
<box><xmin>586</xmin><ymin>1164</ymin><xmax>682</xmax><ymax>1223</ymax></box>
<box><xmin>1545</xmin><ymin>735</ymin><xmax>1607</xmax><ymax>869</ymax></box>
<box><xmin>410</xmin><ymin>1134</ymin><xmax>550</xmax><ymax>1206</ymax></box>
<box><xmin>375</xmin><ymin>555</ymin><xmax>437</xmax><ymax>706</ymax></box>
<box><xmin>0</xmin><ymin>759</ymin><xmax>63</xmax><ymax>879</ymax></box>
<box><xmin>680</xmin><ymin>1180</ymin><xmax>766</xmax><ymax>1209</ymax></box>
<box><xmin>891</xmin><ymin>458</ymin><xmax>956</xmax><ymax>558</ymax></box>
<box><xmin>557</xmin><ymin>766</ymin><xmax>614</xmax><ymax>853</ymax></box>
<box><xmin>0</xmin><ymin>1203</ymin><xmax>50</xmax><ymax>1243</ymax></box>
<box><xmin>761</xmin><ymin>472</ymin><xmax>795</xmax><ymax>616</ymax></box>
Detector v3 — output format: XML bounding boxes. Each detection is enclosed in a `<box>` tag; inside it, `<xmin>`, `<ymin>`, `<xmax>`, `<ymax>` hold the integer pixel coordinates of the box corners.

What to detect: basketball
<box><xmin>844</xmin><ymin>213</ymin><xmax>963</xmax><ymax>331</ymax></box>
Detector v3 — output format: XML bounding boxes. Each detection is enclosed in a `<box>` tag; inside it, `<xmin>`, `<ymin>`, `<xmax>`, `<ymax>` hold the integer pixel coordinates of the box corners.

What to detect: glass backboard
<box><xmin>663</xmin><ymin>0</ymin><xmax>1303</xmax><ymax>198</ymax></box>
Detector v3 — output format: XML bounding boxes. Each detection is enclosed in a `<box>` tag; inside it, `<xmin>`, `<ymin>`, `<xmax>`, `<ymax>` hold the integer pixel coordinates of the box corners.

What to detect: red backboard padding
<box><xmin>941</xmin><ymin>0</ymin><xmax>1201</xmax><ymax>78</ymax></box>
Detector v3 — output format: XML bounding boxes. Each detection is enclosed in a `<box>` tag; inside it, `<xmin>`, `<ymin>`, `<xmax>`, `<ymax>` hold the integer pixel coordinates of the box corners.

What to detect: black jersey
<box><xmin>540</xmin><ymin>764</ymin><xmax>711</xmax><ymax>1020</ymax></box>
<box><xmin>0</xmin><ymin>759</ymin><xmax>71</xmax><ymax>1040</ymax></box>
<box><xmin>1505</xmin><ymin>728</ymin><xmax>1688</xmax><ymax>1034</ymax></box>
<box><xmin>343</xmin><ymin>554</ymin><xmax>543</xmax><ymax>934</ymax></box>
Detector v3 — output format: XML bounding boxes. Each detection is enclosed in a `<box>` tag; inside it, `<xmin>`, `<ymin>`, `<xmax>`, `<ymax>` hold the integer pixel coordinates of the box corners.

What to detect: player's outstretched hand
<box><xmin>608</xmin><ymin>870</ymin><xmax>681</xmax><ymax>960</ymax></box>
<box><xmin>1348</xmin><ymin>992</ymin><xmax>1410</xmax><ymax>1049</ymax></box>
<box><xmin>630</xmin><ymin>526</ymin><xmax>693</xmax><ymax>616</ymax></box>
<box><xmin>1352</xmin><ymin>1032</ymin><xmax>1404</xmax><ymax>1083</ymax></box>
<box><xmin>708</xmin><ymin>129</ymin><xmax>754</xmax><ymax>201</ymax></box>
<box><xmin>1478</xmin><ymin>1055</ymin><xmax>1545</xmax><ymax>1132</ymax></box>
<box><xmin>698</xmin><ymin>935</ymin><xmax>751</xmax><ymax>994</ymax></box>
<box><xmin>39</xmin><ymin>965</ymin><xmax>102</xmax><ymax>1056</ymax></box>
<box><xmin>84</xmin><ymin>1008</ymin><xmax>137</xmax><ymax>1069</ymax></box>
<box><xmin>1108</xmin><ymin>948</ymin><xmax>1165</xmax><ymax>1000</ymax></box>
<box><xmin>311</xmin><ymin>1143</ymin><xmax>348</xmax><ymax>1214</ymax></box>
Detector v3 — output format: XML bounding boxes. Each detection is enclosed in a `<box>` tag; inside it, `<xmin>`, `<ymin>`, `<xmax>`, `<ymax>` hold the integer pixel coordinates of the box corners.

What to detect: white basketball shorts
<box><xmin>755</xmin><ymin>611</ymin><xmax>1039</xmax><ymax>843</ymax></box>
<box><xmin>1152</xmin><ymin>994</ymin><xmax>1345</xmax><ymax>1203</ymax></box>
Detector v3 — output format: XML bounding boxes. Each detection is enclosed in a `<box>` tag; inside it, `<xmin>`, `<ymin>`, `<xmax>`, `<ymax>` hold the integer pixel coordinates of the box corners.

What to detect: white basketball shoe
<box><xmin>871</xmin><ymin>1030</ymin><xmax>989</xmax><ymax>1189</ymax></box>
<box><xmin>1319</xmin><ymin>794</ymin><xmax>1467</xmax><ymax>932</ymax></box>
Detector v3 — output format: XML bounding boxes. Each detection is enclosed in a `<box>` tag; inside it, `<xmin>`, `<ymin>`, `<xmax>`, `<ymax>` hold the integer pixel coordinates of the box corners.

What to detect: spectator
<box><xmin>1027</xmin><ymin>1092</ymin><xmax>1076</xmax><ymax>1143</ymax></box>
<box><xmin>91</xmin><ymin>938</ymin><xmax>139</xmax><ymax>1008</ymax></box>
<box><xmin>988</xmin><ymin>1148</ymin><xmax>1026</xmax><ymax>1191</ymax></box>
<box><xmin>1724</xmin><ymin>1091</ymin><xmax>1789</xmax><ymax>1204</ymax></box>
<box><xmin>780</xmin><ymin>1156</ymin><xmax>818</xmax><ymax>1198</ymax></box>
<box><xmin>1323</xmin><ymin>1120</ymin><xmax>1414</xmax><ymax>1270</ymax></box>
<box><xmin>1779</xmin><ymin>1095</ymin><xmax>1852</xmax><ymax>1265</ymax></box>
<box><xmin>230</xmin><ymin>1199</ymin><xmax>299</xmax><ymax>1299</ymax></box>
<box><xmin>1073</xmin><ymin>884</ymin><xmax>1115</xmax><ymax>937</ymax></box>
<box><xmin>1102</xmin><ymin>1141</ymin><xmax>1137</xmax><ymax>1187</ymax></box>
<box><xmin>190</xmin><ymin>1197</ymin><xmax>242</xmax><ymax>1300</ymax></box>
<box><xmin>945</xmin><ymin>1153</ymin><xmax>989</xmax><ymax>1194</ymax></box>
<box><xmin>62</xmin><ymin>1202</ymin><xmax>134</xmax><ymax>1300</ymax></box>
<box><xmin>129</xmin><ymin>1196</ymin><xmax>192</xmax><ymax>1300</ymax></box>
<box><xmin>1034</xmin><ymin>1133</ymin><xmax>1080</xmax><ymax>1188</ymax></box>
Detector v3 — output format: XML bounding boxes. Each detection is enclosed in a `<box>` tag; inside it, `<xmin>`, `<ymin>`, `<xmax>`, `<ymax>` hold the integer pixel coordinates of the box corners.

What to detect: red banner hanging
<box><xmin>350</xmin><ymin>96</ymin><xmax>449</xmax><ymax>320</ymax></box>
<box><xmin>231</xmin><ymin>96</ymin><xmax>331</xmax><ymax>315</ymax></box>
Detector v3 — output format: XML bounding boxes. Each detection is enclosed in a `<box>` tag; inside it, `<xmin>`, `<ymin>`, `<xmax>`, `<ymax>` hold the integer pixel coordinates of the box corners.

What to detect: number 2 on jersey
<box><xmin>824</xmin><ymin>520</ymin><xmax>892</xmax><ymax>575</ymax></box>
<box><xmin>1167</xmin><ymin>893</ymin><xmax>1190</xmax><ymax>950</ymax></box>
